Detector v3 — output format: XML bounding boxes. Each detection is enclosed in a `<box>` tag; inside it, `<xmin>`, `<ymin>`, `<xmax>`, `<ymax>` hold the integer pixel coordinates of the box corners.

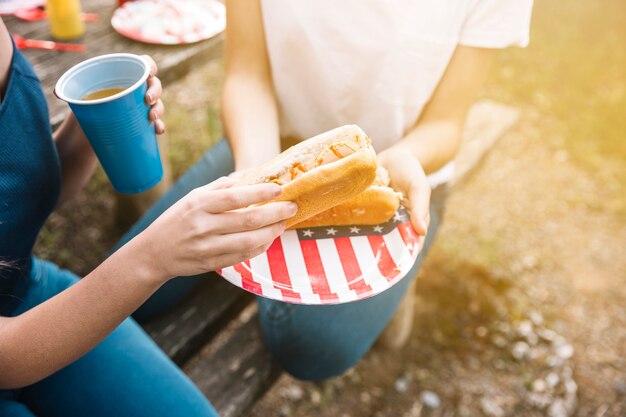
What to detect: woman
<box><xmin>218</xmin><ymin>0</ymin><xmax>533</xmax><ymax>380</ymax></box>
<box><xmin>0</xmin><ymin>18</ymin><xmax>296</xmax><ymax>416</ymax></box>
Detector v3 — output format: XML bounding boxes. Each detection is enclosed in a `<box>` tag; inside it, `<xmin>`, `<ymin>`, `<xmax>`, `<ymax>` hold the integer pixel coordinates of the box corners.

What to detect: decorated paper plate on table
<box><xmin>217</xmin><ymin>207</ymin><xmax>421</xmax><ymax>305</ymax></box>
<box><xmin>111</xmin><ymin>0</ymin><xmax>226</xmax><ymax>45</ymax></box>
<box><xmin>0</xmin><ymin>0</ymin><xmax>45</xmax><ymax>15</ymax></box>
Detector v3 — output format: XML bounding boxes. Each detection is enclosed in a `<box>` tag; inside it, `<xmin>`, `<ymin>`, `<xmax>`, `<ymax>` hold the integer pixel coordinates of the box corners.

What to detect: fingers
<box><xmin>150</xmin><ymin>99</ymin><xmax>166</xmax><ymax>134</ymax></box>
<box><xmin>149</xmin><ymin>100</ymin><xmax>164</xmax><ymax>121</ymax></box>
<box><xmin>212</xmin><ymin>201</ymin><xmax>298</xmax><ymax>233</ymax></box>
<box><xmin>201</xmin><ymin>183</ymin><xmax>283</xmax><ymax>213</ymax></box>
<box><xmin>141</xmin><ymin>56</ymin><xmax>164</xmax><ymax>134</ymax></box>
<box><xmin>206</xmin><ymin>176</ymin><xmax>238</xmax><ymax>190</ymax></box>
<box><xmin>142</xmin><ymin>55</ymin><xmax>158</xmax><ymax>77</ymax></box>
<box><xmin>408</xmin><ymin>182</ymin><xmax>431</xmax><ymax>236</ymax></box>
<box><xmin>228</xmin><ymin>168</ymin><xmax>252</xmax><ymax>180</ymax></box>
<box><xmin>208</xmin><ymin>242</ymin><xmax>272</xmax><ymax>270</ymax></box>
<box><xmin>146</xmin><ymin>76</ymin><xmax>162</xmax><ymax>105</ymax></box>
<box><xmin>213</xmin><ymin>221</ymin><xmax>285</xmax><ymax>256</ymax></box>
<box><xmin>154</xmin><ymin>119</ymin><xmax>165</xmax><ymax>135</ymax></box>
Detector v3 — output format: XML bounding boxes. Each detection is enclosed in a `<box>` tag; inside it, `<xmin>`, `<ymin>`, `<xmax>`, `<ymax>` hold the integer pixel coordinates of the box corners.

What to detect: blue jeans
<box><xmin>0</xmin><ymin>145</ymin><xmax>236</xmax><ymax>416</ymax></box>
<box><xmin>0</xmin><ymin>259</ymin><xmax>218</xmax><ymax>417</ymax></box>
<box><xmin>120</xmin><ymin>139</ymin><xmax>447</xmax><ymax>380</ymax></box>
<box><xmin>1</xmin><ymin>139</ymin><xmax>445</xmax><ymax>415</ymax></box>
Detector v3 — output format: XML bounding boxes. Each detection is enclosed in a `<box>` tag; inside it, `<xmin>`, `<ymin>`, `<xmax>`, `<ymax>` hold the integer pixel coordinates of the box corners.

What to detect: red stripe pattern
<box><xmin>266</xmin><ymin>238</ymin><xmax>302</xmax><ymax>302</ymax></box>
<box><xmin>218</xmin><ymin>208</ymin><xmax>420</xmax><ymax>305</ymax></box>
<box><xmin>299</xmin><ymin>240</ymin><xmax>340</xmax><ymax>302</ymax></box>
<box><xmin>334</xmin><ymin>237</ymin><xmax>372</xmax><ymax>296</ymax></box>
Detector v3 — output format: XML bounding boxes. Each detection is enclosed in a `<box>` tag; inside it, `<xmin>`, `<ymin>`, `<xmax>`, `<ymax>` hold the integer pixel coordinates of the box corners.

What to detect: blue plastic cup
<box><xmin>55</xmin><ymin>53</ymin><xmax>163</xmax><ymax>194</ymax></box>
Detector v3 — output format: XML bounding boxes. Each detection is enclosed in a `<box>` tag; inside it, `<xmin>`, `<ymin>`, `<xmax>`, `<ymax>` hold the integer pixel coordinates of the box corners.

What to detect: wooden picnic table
<box><xmin>3</xmin><ymin>0</ymin><xmax>224</xmax><ymax>128</ymax></box>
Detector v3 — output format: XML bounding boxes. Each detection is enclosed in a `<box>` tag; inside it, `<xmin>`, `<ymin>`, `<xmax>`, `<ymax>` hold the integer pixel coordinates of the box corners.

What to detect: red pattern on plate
<box><xmin>219</xmin><ymin>208</ymin><xmax>421</xmax><ymax>305</ymax></box>
<box><xmin>111</xmin><ymin>0</ymin><xmax>225</xmax><ymax>45</ymax></box>
<box><xmin>0</xmin><ymin>0</ymin><xmax>45</xmax><ymax>15</ymax></box>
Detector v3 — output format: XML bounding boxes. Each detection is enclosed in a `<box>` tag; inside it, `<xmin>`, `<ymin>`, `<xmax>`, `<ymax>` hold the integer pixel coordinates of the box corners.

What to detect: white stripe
<box><xmin>220</xmin><ymin>266</ymin><xmax>242</xmax><ymax>289</ymax></box>
<box><xmin>316</xmin><ymin>239</ymin><xmax>358</xmax><ymax>303</ymax></box>
<box><xmin>383</xmin><ymin>228</ymin><xmax>415</xmax><ymax>278</ymax></box>
<box><xmin>280</xmin><ymin>231</ymin><xmax>321</xmax><ymax>304</ymax></box>
<box><xmin>350</xmin><ymin>236</ymin><xmax>390</xmax><ymax>294</ymax></box>
<box><xmin>248</xmin><ymin>253</ymin><xmax>284</xmax><ymax>301</ymax></box>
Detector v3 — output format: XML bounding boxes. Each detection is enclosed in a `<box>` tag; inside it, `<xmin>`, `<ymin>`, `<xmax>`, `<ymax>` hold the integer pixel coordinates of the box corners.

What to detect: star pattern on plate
<box><xmin>393</xmin><ymin>211</ymin><xmax>407</xmax><ymax>222</ymax></box>
<box><xmin>302</xmin><ymin>229</ymin><xmax>314</xmax><ymax>237</ymax></box>
<box><xmin>326</xmin><ymin>228</ymin><xmax>337</xmax><ymax>236</ymax></box>
<box><xmin>349</xmin><ymin>226</ymin><xmax>361</xmax><ymax>234</ymax></box>
<box><xmin>373</xmin><ymin>225</ymin><xmax>384</xmax><ymax>233</ymax></box>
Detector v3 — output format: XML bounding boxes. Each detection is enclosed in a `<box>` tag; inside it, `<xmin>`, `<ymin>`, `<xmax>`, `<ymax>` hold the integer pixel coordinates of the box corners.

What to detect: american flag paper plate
<box><xmin>111</xmin><ymin>0</ymin><xmax>225</xmax><ymax>45</ymax></box>
<box><xmin>217</xmin><ymin>207</ymin><xmax>421</xmax><ymax>305</ymax></box>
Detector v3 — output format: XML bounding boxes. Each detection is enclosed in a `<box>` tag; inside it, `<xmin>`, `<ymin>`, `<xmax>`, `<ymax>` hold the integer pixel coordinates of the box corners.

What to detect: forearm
<box><xmin>385</xmin><ymin>119</ymin><xmax>463</xmax><ymax>176</ymax></box>
<box><xmin>381</xmin><ymin>45</ymin><xmax>493</xmax><ymax>178</ymax></box>
<box><xmin>0</xmin><ymin>235</ymin><xmax>167</xmax><ymax>389</ymax></box>
<box><xmin>222</xmin><ymin>74</ymin><xmax>280</xmax><ymax>171</ymax></box>
<box><xmin>54</xmin><ymin>114</ymin><xmax>98</xmax><ymax>206</ymax></box>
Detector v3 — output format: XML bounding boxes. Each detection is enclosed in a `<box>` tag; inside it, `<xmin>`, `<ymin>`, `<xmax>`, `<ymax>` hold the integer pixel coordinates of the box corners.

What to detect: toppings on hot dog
<box><xmin>236</xmin><ymin>125</ymin><xmax>378</xmax><ymax>227</ymax></box>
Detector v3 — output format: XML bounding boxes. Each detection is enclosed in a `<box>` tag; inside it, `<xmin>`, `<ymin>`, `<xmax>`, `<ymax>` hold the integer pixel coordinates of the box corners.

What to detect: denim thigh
<box><xmin>0</xmin><ymin>259</ymin><xmax>218</xmax><ymax>417</ymax></box>
<box><xmin>257</xmin><ymin>186</ymin><xmax>448</xmax><ymax>381</ymax></box>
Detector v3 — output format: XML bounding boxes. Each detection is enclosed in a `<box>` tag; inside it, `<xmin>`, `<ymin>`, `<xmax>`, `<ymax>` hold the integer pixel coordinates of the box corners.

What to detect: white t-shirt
<box><xmin>261</xmin><ymin>0</ymin><xmax>533</xmax><ymax>186</ymax></box>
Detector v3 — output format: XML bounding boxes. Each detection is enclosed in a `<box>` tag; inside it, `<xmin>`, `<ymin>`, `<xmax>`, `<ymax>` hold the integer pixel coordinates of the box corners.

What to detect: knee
<box><xmin>263</xmin><ymin>332</ymin><xmax>363</xmax><ymax>382</ymax></box>
<box><xmin>257</xmin><ymin>300</ymin><xmax>371</xmax><ymax>381</ymax></box>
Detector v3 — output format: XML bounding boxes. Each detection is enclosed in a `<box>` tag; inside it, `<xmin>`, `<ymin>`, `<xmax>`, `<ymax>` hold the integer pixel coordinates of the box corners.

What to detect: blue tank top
<box><xmin>0</xmin><ymin>43</ymin><xmax>62</xmax><ymax>312</ymax></box>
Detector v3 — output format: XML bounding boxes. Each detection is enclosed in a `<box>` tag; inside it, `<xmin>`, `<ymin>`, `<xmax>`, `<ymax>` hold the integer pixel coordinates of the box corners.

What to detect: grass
<box><xmin>161</xmin><ymin>59</ymin><xmax>225</xmax><ymax>179</ymax></box>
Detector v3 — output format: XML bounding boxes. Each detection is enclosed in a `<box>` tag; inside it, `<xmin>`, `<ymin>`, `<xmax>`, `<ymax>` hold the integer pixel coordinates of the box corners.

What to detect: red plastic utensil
<box><xmin>12</xmin><ymin>34</ymin><xmax>86</xmax><ymax>52</ymax></box>
<box><xmin>13</xmin><ymin>7</ymin><xmax>98</xmax><ymax>22</ymax></box>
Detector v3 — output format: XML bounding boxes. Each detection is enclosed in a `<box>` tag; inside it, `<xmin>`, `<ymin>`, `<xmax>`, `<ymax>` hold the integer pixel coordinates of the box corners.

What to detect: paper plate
<box><xmin>0</xmin><ymin>0</ymin><xmax>45</xmax><ymax>15</ymax></box>
<box><xmin>111</xmin><ymin>0</ymin><xmax>225</xmax><ymax>45</ymax></box>
<box><xmin>218</xmin><ymin>207</ymin><xmax>421</xmax><ymax>305</ymax></box>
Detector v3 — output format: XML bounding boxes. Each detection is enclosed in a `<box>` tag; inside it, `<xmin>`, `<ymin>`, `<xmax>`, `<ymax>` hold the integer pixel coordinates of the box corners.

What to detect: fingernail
<box><xmin>150</xmin><ymin>109</ymin><xmax>157</xmax><ymax>121</ymax></box>
<box><xmin>419</xmin><ymin>219</ymin><xmax>428</xmax><ymax>234</ymax></box>
<box><xmin>147</xmin><ymin>92</ymin><xmax>154</xmax><ymax>104</ymax></box>
<box><xmin>287</xmin><ymin>202</ymin><xmax>298</xmax><ymax>215</ymax></box>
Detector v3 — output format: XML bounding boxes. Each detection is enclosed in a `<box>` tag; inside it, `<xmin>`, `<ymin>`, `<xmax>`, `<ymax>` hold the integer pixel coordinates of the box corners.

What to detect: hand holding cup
<box><xmin>56</xmin><ymin>54</ymin><xmax>167</xmax><ymax>194</ymax></box>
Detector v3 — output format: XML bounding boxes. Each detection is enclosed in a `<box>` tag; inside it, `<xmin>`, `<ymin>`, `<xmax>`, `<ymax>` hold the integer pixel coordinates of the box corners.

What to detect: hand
<box><xmin>141</xmin><ymin>55</ymin><xmax>165</xmax><ymax>135</ymax></box>
<box><xmin>136</xmin><ymin>177</ymin><xmax>297</xmax><ymax>282</ymax></box>
<box><xmin>227</xmin><ymin>167</ymin><xmax>253</xmax><ymax>180</ymax></box>
<box><xmin>378</xmin><ymin>147</ymin><xmax>431</xmax><ymax>237</ymax></box>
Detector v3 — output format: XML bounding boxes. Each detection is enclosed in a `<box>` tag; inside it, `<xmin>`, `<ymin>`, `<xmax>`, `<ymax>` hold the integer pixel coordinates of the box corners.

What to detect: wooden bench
<box><xmin>143</xmin><ymin>99</ymin><xmax>520</xmax><ymax>417</ymax></box>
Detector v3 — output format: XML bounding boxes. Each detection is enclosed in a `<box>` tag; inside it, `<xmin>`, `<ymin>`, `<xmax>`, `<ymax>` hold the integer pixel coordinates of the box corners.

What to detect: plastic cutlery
<box><xmin>13</xmin><ymin>7</ymin><xmax>98</xmax><ymax>22</ymax></box>
<box><xmin>12</xmin><ymin>34</ymin><xmax>86</xmax><ymax>52</ymax></box>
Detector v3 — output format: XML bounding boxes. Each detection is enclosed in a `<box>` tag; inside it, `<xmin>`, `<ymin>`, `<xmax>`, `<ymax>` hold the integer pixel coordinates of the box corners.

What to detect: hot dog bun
<box><xmin>292</xmin><ymin>167</ymin><xmax>402</xmax><ymax>228</ymax></box>
<box><xmin>237</xmin><ymin>125</ymin><xmax>378</xmax><ymax>228</ymax></box>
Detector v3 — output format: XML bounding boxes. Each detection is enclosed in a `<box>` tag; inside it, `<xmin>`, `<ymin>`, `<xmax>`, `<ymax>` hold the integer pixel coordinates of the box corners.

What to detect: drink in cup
<box><xmin>55</xmin><ymin>54</ymin><xmax>163</xmax><ymax>194</ymax></box>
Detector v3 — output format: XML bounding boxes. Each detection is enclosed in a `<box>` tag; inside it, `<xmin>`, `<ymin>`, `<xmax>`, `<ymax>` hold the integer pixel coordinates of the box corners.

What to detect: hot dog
<box><xmin>236</xmin><ymin>125</ymin><xmax>378</xmax><ymax>228</ymax></box>
<box><xmin>291</xmin><ymin>166</ymin><xmax>402</xmax><ymax>228</ymax></box>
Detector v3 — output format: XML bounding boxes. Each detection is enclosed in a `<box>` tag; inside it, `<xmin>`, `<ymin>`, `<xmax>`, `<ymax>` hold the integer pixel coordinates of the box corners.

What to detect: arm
<box><xmin>52</xmin><ymin>114</ymin><xmax>98</xmax><ymax>206</ymax></box>
<box><xmin>378</xmin><ymin>45</ymin><xmax>494</xmax><ymax>233</ymax></box>
<box><xmin>54</xmin><ymin>57</ymin><xmax>166</xmax><ymax>207</ymax></box>
<box><xmin>0</xmin><ymin>178</ymin><xmax>297</xmax><ymax>389</ymax></box>
<box><xmin>222</xmin><ymin>0</ymin><xmax>280</xmax><ymax>171</ymax></box>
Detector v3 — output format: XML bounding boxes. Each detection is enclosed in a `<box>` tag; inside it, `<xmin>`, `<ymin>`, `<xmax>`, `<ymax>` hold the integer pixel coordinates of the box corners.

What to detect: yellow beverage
<box><xmin>46</xmin><ymin>0</ymin><xmax>85</xmax><ymax>40</ymax></box>
<box><xmin>81</xmin><ymin>87</ymin><xmax>127</xmax><ymax>101</ymax></box>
